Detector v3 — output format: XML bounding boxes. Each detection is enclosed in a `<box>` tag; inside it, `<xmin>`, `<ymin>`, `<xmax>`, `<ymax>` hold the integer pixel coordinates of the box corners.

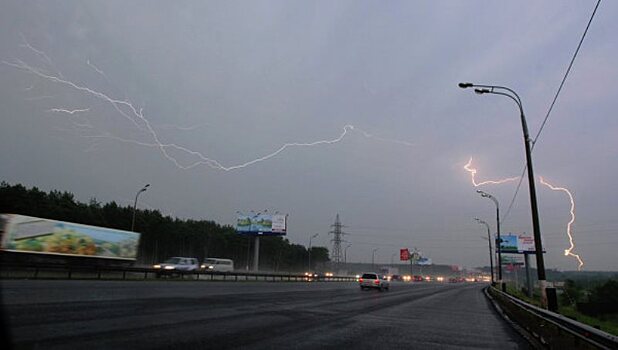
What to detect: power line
<box><xmin>501</xmin><ymin>165</ymin><xmax>526</xmax><ymax>223</ymax></box>
<box><xmin>501</xmin><ymin>0</ymin><xmax>601</xmax><ymax>224</ymax></box>
<box><xmin>532</xmin><ymin>0</ymin><xmax>601</xmax><ymax>149</ymax></box>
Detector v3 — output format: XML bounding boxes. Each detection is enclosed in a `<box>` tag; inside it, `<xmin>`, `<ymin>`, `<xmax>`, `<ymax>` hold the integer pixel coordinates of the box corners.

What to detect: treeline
<box><xmin>0</xmin><ymin>182</ymin><xmax>329</xmax><ymax>271</ymax></box>
<box><xmin>562</xmin><ymin>278</ymin><xmax>618</xmax><ymax>317</ymax></box>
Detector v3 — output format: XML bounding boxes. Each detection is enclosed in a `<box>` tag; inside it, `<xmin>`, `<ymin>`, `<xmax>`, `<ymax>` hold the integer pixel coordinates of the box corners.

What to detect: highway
<box><xmin>1</xmin><ymin>280</ymin><xmax>529</xmax><ymax>349</ymax></box>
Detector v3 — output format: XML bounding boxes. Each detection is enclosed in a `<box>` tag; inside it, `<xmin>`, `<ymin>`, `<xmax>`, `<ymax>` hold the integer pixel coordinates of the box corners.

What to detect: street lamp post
<box><xmin>131</xmin><ymin>184</ymin><xmax>150</xmax><ymax>232</ymax></box>
<box><xmin>459</xmin><ymin>82</ymin><xmax>550</xmax><ymax>308</ymax></box>
<box><xmin>344</xmin><ymin>244</ymin><xmax>352</xmax><ymax>264</ymax></box>
<box><xmin>308</xmin><ymin>233</ymin><xmax>319</xmax><ymax>270</ymax></box>
<box><xmin>475</xmin><ymin>218</ymin><xmax>495</xmax><ymax>285</ymax></box>
<box><xmin>372</xmin><ymin>248</ymin><xmax>378</xmax><ymax>270</ymax></box>
<box><xmin>477</xmin><ymin>190</ymin><xmax>503</xmax><ymax>291</ymax></box>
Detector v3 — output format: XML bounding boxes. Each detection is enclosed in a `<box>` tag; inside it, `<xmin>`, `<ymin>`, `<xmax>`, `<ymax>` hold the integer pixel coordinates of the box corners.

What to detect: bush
<box><xmin>577</xmin><ymin>279</ymin><xmax>618</xmax><ymax>316</ymax></box>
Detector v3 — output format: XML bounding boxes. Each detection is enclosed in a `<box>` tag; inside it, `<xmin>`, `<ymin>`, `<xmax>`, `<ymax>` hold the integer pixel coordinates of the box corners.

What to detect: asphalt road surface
<box><xmin>1</xmin><ymin>280</ymin><xmax>529</xmax><ymax>349</ymax></box>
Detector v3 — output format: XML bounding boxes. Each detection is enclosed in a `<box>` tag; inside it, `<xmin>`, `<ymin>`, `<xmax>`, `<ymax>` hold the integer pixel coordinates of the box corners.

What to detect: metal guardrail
<box><xmin>487</xmin><ymin>286</ymin><xmax>618</xmax><ymax>349</ymax></box>
<box><xmin>0</xmin><ymin>262</ymin><xmax>357</xmax><ymax>282</ymax></box>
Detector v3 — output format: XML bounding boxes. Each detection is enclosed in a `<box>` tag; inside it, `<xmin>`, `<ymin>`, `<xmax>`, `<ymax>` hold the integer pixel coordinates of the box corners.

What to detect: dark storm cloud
<box><xmin>1</xmin><ymin>1</ymin><xmax>616</xmax><ymax>270</ymax></box>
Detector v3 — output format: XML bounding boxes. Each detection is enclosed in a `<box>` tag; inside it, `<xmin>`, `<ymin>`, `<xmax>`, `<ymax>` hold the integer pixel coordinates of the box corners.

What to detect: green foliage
<box><xmin>0</xmin><ymin>181</ymin><xmax>329</xmax><ymax>271</ymax></box>
<box><xmin>585</xmin><ymin>279</ymin><xmax>618</xmax><ymax>314</ymax></box>
<box><xmin>561</xmin><ymin>279</ymin><xmax>583</xmax><ymax>306</ymax></box>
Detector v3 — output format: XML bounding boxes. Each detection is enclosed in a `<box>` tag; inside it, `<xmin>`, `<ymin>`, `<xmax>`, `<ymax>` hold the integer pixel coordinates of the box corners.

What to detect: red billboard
<box><xmin>400</xmin><ymin>248</ymin><xmax>410</xmax><ymax>261</ymax></box>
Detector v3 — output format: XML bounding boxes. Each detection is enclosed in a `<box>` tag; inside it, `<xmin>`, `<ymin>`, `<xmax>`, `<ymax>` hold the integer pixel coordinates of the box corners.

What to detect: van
<box><xmin>201</xmin><ymin>258</ymin><xmax>234</xmax><ymax>272</ymax></box>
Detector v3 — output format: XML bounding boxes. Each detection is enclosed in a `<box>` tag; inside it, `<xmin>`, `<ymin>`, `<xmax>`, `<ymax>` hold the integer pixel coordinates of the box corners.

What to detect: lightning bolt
<box><xmin>463</xmin><ymin>158</ymin><xmax>519</xmax><ymax>187</ymax></box>
<box><xmin>155</xmin><ymin>123</ymin><xmax>208</xmax><ymax>131</ymax></box>
<box><xmin>19</xmin><ymin>33</ymin><xmax>64</xmax><ymax>79</ymax></box>
<box><xmin>5</xmin><ymin>46</ymin><xmax>413</xmax><ymax>173</ymax></box>
<box><xmin>81</xmin><ymin>125</ymin><xmax>356</xmax><ymax>171</ymax></box>
<box><xmin>355</xmin><ymin>127</ymin><xmax>414</xmax><ymax>147</ymax></box>
<box><xmin>48</xmin><ymin>108</ymin><xmax>90</xmax><ymax>115</ymax></box>
<box><xmin>539</xmin><ymin>177</ymin><xmax>584</xmax><ymax>271</ymax></box>
<box><xmin>86</xmin><ymin>59</ymin><xmax>107</xmax><ymax>80</ymax></box>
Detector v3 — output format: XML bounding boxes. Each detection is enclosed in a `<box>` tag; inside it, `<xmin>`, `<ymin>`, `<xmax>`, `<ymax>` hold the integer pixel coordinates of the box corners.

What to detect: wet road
<box><xmin>1</xmin><ymin>280</ymin><xmax>528</xmax><ymax>349</ymax></box>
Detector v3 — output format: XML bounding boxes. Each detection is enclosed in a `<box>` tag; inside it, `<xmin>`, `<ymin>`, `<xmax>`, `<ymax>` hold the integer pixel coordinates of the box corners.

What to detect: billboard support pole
<box><xmin>253</xmin><ymin>236</ymin><xmax>260</xmax><ymax>272</ymax></box>
<box><xmin>525</xmin><ymin>253</ymin><xmax>533</xmax><ymax>297</ymax></box>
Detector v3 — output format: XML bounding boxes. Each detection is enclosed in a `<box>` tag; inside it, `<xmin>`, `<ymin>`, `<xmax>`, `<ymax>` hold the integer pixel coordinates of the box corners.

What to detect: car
<box><xmin>304</xmin><ymin>272</ymin><xmax>322</xmax><ymax>281</ymax></box>
<box><xmin>359</xmin><ymin>272</ymin><xmax>390</xmax><ymax>291</ymax></box>
<box><xmin>153</xmin><ymin>257</ymin><xmax>199</xmax><ymax>277</ymax></box>
<box><xmin>201</xmin><ymin>258</ymin><xmax>234</xmax><ymax>272</ymax></box>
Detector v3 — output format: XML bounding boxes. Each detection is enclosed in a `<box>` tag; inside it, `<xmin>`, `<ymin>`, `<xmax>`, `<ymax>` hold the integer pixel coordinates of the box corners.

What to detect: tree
<box><xmin>0</xmin><ymin>181</ymin><xmax>329</xmax><ymax>272</ymax></box>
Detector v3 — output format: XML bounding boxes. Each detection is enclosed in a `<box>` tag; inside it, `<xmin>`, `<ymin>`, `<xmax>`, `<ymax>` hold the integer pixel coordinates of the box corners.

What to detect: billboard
<box><xmin>417</xmin><ymin>257</ymin><xmax>433</xmax><ymax>265</ymax></box>
<box><xmin>498</xmin><ymin>233</ymin><xmax>544</xmax><ymax>254</ymax></box>
<box><xmin>1</xmin><ymin>214</ymin><xmax>140</xmax><ymax>260</ymax></box>
<box><xmin>501</xmin><ymin>255</ymin><xmax>524</xmax><ymax>266</ymax></box>
<box><xmin>400</xmin><ymin>248</ymin><xmax>409</xmax><ymax>261</ymax></box>
<box><xmin>517</xmin><ymin>235</ymin><xmax>536</xmax><ymax>252</ymax></box>
<box><xmin>499</xmin><ymin>234</ymin><xmax>519</xmax><ymax>253</ymax></box>
<box><xmin>236</xmin><ymin>213</ymin><xmax>287</xmax><ymax>236</ymax></box>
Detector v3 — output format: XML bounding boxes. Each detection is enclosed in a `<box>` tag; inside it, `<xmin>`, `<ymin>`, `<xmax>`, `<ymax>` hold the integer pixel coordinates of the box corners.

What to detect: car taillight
<box><xmin>359</xmin><ymin>278</ymin><xmax>363</xmax><ymax>283</ymax></box>
<box><xmin>374</xmin><ymin>279</ymin><xmax>379</xmax><ymax>284</ymax></box>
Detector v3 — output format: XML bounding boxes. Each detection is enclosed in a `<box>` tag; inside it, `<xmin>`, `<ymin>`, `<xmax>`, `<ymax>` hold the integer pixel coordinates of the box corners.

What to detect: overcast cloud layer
<box><xmin>1</xmin><ymin>1</ymin><xmax>616</xmax><ymax>271</ymax></box>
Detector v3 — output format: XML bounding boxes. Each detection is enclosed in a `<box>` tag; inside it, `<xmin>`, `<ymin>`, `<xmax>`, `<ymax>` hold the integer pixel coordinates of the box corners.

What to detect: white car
<box><xmin>153</xmin><ymin>257</ymin><xmax>199</xmax><ymax>275</ymax></box>
<box><xmin>201</xmin><ymin>258</ymin><xmax>234</xmax><ymax>272</ymax></box>
<box><xmin>359</xmin><ymin>272</ymin><xmax>390</xmax><ymax>291</ymax></box>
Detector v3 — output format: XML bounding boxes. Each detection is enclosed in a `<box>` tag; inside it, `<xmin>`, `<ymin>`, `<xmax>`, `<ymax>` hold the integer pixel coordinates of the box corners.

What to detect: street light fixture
<box><xmin>344</xmin><ymin>244</ymin><xmax>352</xmax><ymax>264</ymax></box>
<box><xmin>131</xmin><ymin>184</ymin><xmax>150</xmax><ymax>232</ymax></box>
<box><xmin>459</xmin><ymin>82</ymin><xmax>550</xmax><ymax>308</ymax></box>
<box><xmin>308</xmin><ymin>233</ymin><xmax>319</xmax><ymax>270</ymax></box>
<box><xmin>475</xmin><ymin>218</ymin><xmax>495</xmax><ymax>285</ymax></box>
<box><xmin>476</xmin><ymin>189</ymin><xmax>502</xmax><ymax>290</ymax></box>
<box><xmin>372</xmin><ymin>248</ymin><xmax>379</xmax><ymax>270</ymax></box>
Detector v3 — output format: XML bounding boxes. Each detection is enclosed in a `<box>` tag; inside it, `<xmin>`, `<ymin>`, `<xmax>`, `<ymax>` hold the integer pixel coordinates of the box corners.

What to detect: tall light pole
<box><xmin>475</xmin><ymin>218</ymin><xmax>495</xmax><ymax>285</ymax></box>
<box><xmin>372</xmin><ymin>248</ymin><xmax>379</xmax><ymax>270</ymax></box>
<box><xmin>344</xmin><ymin>244</ymin><xmax>352</xmax><ymax>264</ymax></box>
<box><xmin>477</xmin><ymin>190</ymin><xmax>503</xmax><ymax>291</ymax></box>
<box><xmin>131</xmin><ymin>184</ymin><xmax>150</xmax><ymax>232</ymax></box>
<box><xmin>459</xmin><ymin>82</ymin><xmax>550</xmax><ymax>308</ymax></box>
<box><xmin>308</xmin><ymin>233</ymin><xmax>319</xmax><ymax>271</ymax></box>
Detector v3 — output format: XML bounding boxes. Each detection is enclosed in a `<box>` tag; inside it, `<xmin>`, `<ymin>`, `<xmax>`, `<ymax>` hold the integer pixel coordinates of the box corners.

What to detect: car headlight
<box><xmin>164</xmin><ymin>266</ymin><xmax>175</xmax><ymax>270</ymax></box>
<box><xmin>153</xmin><ymin>264</ymin><xmax>161</xmax><ymax>269</ymax></box>
<box><xmin>200</xmin><ymin>264</ymin><xmax>206</xmax><ymax>269</ymax></box>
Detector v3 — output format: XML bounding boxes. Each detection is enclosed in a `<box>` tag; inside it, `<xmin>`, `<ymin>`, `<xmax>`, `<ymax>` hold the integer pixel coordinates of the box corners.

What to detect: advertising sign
<box><xmin>400</xmin><ymin>248</ymin><xmax>409</xmax><ymax>261</ymax></box>
<box><xmin>501</xmin><ymin>255</ymin><xmax>524</xmax><ymax>266</ymax></box>
<box><xmin>518</xmin><ymin>235</ymin><xmax>536</xmax><ymax>252</ymax></box>
<box><xmin>271</xmin><ymin>214</ymin><xmax>286</xmax><ymax>233</ymax></box>
<box><xmin>499</xmin><ymin>234</ymin><xmax>519</xmax><ymax>253</ymax></box>
<box><xmin>236</xmin><ymin>213</ymin><xmax>287</xmax><ymax>236</ymax></box>
<box><xmin>498</xmin><ymin>233</ymin><xmax>544</xmax><ymax>254</ymax></box>
<box><xmin>1</xmin><ymin>214</ymin><xmax>140</xmax><ymax>260</ymax></box>
<box><xmin>417</xmin><ymin>257</ymin><xmax>433</xmax><ymax>265</ymax></box>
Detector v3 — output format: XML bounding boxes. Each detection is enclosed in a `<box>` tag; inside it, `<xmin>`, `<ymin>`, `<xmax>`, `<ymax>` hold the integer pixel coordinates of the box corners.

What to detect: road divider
<box><xmin>486</xmin><ymin>286</ymin><xmax>618</xmax><ymax>349</ymax></box>
<box><xmin>0</xmin><ymin>261</ymin><xmax>356</xmax><ymax>282</ymax></box>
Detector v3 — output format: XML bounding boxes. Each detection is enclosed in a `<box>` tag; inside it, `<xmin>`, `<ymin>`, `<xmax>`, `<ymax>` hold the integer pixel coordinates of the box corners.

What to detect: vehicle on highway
<box><xmin>304</xmin><ymin>272</ymin><xmax>323</xmax><ymax>281</ymax></box>
<box><xmin>153</xmin><ymin>257</ymin><xmax>199</xmax><ymax>276</ymax></box>
<box><xmin>359</xmin><ymin>272</ymin><xmax>390</xmax><ymax>291</ymax></box>
<box><xmin>201</xmin><ymin>258</ymin><xmax>234</xmax><ymax>272</ymax></box>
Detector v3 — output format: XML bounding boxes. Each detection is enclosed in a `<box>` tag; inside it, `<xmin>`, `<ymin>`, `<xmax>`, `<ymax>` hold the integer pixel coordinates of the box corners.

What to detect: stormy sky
<box><xmin>1</xmin><ymin>1</ymin><xmax>616</xmax><ymax>271</ymax></box>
